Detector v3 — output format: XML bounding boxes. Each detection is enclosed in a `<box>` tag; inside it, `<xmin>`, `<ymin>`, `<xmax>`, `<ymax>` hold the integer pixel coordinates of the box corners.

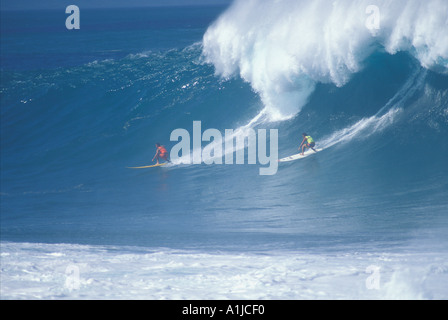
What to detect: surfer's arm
<box><xmin>152</xmin><ymin>150</ymin><xmax>159</xmax><ymax>161</ymax></box>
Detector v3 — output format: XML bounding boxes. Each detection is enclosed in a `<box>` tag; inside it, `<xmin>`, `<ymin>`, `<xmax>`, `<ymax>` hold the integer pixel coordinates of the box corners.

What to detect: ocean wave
<box><xmin>202</xmin><ymin>0</ymin><xmax>448</xmax><ymax>121</ymax></box>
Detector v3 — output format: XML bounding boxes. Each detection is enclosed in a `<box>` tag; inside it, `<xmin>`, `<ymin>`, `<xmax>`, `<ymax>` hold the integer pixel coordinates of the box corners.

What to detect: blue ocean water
<box><xmin>1</xmin><ymin>2</ymin><xmax>448</xmax><ymax>299</ymax></box>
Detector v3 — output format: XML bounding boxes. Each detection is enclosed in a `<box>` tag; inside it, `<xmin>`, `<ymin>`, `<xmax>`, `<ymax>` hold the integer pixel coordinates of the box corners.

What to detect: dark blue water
<box><xmin>1</xmin><ymin>5</ymin><xmax>448</xmax><ymax>255</ymax></box>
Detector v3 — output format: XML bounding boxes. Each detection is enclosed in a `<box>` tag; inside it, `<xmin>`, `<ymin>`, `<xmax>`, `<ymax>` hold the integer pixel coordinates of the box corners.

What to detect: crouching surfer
<box><xmin>299</xmin><ymin>133</ymin><xmax>317</xmax><ymax>155</ymax></box>
<box><xmin>153</xmin><ymin>143</ymin><xmax>170</xmax><ymax>164</ymax></box>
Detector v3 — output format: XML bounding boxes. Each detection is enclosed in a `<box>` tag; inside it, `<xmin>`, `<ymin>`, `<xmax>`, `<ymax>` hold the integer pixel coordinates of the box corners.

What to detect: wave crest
<box><xmin>202</xmin><ymin>0</ymin><xmax>448</xmax><ymax>121</ymax></box>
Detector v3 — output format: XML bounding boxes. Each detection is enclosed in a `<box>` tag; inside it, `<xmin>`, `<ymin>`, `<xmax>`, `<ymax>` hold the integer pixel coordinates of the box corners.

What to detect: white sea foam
<box><xmin>202</xmin><ymin>0</ymin><xmax>448</xmax><ymax>121</ymax></box>
<box><xmin>1</xmin><ymin>242</ymin><xmax>447</xmax><ymax>299</ymax></box>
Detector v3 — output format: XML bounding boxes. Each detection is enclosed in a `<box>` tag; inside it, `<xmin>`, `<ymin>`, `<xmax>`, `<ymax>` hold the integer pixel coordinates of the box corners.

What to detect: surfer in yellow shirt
<box><xmin>153</xmin><ymin>143</ymin><xmax>170</xmax><ymax>164</ymax></box>
<box><xmin>299</xmin><ymin>133</ymin><xmax>317</xmax><ymax>155</ymax></box>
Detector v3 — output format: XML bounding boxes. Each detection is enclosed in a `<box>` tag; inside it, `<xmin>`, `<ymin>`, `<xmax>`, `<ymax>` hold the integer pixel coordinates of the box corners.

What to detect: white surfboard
<box><xmin>278</xmin><ymin>148</ymin><xmax>322</xmax><ymax>162</ymax></box>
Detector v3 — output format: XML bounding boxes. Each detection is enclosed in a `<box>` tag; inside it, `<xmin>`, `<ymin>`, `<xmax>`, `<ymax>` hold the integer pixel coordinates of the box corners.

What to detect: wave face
<box><xmin>202</xmin><ymin>0</ymin><xmax>448</xmax><ymax>120</ymax></box>
<box><xmin>1</xmin><ymin>4</ymin><xmax>448</xmax><ymax>299</ymax></box>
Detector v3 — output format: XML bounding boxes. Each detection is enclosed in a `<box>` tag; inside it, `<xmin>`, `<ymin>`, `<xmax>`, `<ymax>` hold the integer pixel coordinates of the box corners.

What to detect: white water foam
<box><xmin>1</xmin><ymin>242</ymin><xmax>447</xmax><ymax>299</ymax></box>
<box><xmin>202</xmin><ymin>0</ymin><xmax>448</xmax><ymax>121</ymax></box>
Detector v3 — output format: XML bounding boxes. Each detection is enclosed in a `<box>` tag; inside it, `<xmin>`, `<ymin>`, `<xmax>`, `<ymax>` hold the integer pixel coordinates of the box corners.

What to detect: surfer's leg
<box><xmin>159</xmin><ymin>153</ymin><xmax>170</xmax><ymax>163</ymax></box>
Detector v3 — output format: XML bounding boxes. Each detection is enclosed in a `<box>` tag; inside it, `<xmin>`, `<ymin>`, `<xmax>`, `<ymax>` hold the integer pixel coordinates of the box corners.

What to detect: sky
<box><xmin>0</xmin><ymin>0</ymin><xmax>232</xmax><ymax>11</ymax></box>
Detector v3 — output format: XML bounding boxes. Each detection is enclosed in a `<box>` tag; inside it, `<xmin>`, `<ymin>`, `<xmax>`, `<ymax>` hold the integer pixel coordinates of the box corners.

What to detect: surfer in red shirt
<box><xmin>153</xmin><ymin>143</ymin><xmax>170</xmax><ymax>164</ymax></box>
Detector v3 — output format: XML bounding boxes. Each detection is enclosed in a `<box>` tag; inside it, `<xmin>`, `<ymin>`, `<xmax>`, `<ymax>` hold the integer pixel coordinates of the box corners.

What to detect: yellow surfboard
<box><xmin>127</xmin><ymin>163</ymin><xmax>168</xmax><ymax>169</ymax></box>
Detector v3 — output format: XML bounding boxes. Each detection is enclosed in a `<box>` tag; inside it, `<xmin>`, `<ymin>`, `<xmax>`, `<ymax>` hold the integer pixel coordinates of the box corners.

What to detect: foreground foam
<box><xmin>1</xmin><ymin>242</ymin><xmax>447</xmax><ymax>299</ymax></box>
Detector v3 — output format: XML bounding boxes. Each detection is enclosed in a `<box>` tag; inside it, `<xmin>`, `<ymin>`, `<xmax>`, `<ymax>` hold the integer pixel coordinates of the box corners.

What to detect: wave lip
<box><xmin>202</xmin><ymin>0</ymin><xmax>448</xmax><ymax>121</ymax></box>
